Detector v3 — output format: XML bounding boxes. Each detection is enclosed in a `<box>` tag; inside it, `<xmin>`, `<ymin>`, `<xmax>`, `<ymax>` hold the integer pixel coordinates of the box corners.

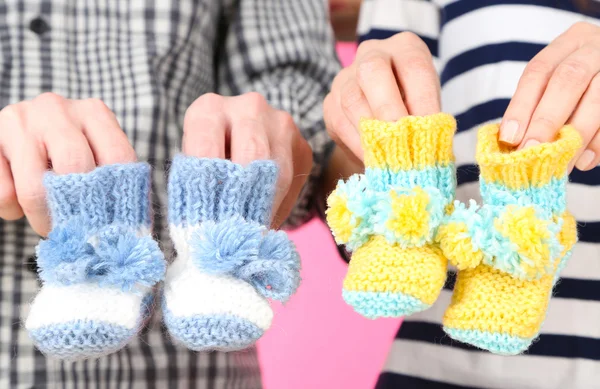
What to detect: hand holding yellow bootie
<box><xmin>326</xmin><ymin>113</ymin><xmax>456</xmax><ymax>319</ymax></box>
<box><xmin>436</xmin><ymin>124</ymin><xmax>581</xmax><ymax>355</ymax></box>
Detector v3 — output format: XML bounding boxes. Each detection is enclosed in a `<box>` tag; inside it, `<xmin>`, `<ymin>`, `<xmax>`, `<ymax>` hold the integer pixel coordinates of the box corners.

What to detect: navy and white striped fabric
<box><xmin>357</xmin><ymin>1</ymin><xmax>600</xmax><ymax>388</ymax></box>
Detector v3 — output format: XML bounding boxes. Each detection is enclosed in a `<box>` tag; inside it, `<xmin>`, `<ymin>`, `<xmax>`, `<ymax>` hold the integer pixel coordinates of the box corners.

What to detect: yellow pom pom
<box><xmin>495</xmin><ymin>206</ymin><xmax>552</xmax><ymax>279</ymax></box>
<box><xmin>436</xmin><ymin>221</ymin><xmax>483</xmax><ymax>270</ymax></box>
<box><xmin>326</xmin><ymin>189</ymin><xmax>358</xmax><ymax>244</ymax></box>
<box><xmin>385</xmin><ymin>187</ymin><xmax>430</xmax><ymax>244</ymax></box>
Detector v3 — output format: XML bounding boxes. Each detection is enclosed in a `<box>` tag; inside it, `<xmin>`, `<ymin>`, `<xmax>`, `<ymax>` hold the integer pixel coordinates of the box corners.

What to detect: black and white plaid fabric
<box><xmin>0</xmin><ymin>0</ymin><xmax>340</xmax><ymax>387</ymax></box>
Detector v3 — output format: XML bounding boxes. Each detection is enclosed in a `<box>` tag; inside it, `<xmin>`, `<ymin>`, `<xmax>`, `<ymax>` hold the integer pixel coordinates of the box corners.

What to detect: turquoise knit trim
<box><xmin>444</xmin><ymin>200</ymin><xmax>563</xmax><ymax>280</ymax></box>
<box><xmin>339</xmin><ymin>166</ymin><xmax>454</xmax><ymax>251</ymax></box>
<box><xmin>480</xmin><ymin>177</ymin><xmax>568</xmax><ymax>215</ymax></box>
<box><xmin>443</xmin><ymin>327</ymin><xmax>533</xmax><ymax>355</ymax></box>
<box><xmin>365</xmin><ymin>164</ymin><xmax>455</xmax><ymax>202</ymax></box>
<box><xmin>341</xmin><ymin>290</ymin><xmax>429</xmax><ymax>319</ymax></box>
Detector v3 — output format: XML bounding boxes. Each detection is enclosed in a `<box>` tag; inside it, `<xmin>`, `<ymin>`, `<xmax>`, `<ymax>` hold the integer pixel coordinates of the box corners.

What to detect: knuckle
<box><xmin>81</xmin><ymin>98</ymin><xmax>111</xmax><ymax>114</ymax></box>
<box><xmin>357</xmin><ymin>39</ymin><xmax>378</xmax><ymax>55</ymax></box>
<box><xmin>531</xmin><ymin>115</ymin><xmax>559</xmax><ymax>132</ymax></box>
<box><xmin>524</xmin><ymin>59</ymin><xmax>554</xmax><ymax>80</ymax></box>
<box><xmin>184</xmin><ymin>107</ymin><xmax>225</xmax><ymax>131</ymax></box>
<box><xmin>554</xmin><ymin>60</ymin><xmax>591</xmax><ymax>86</ymax></box>
<box><xmin>0</xmin><ymin>103</ymin><xmax>24</xmax><ymax>123</ymax></box>
<box><xmin>274</xmin><ymin>110</ymin><xmax>296</xmax><ymax>130</ymax></box>
<box><xmin>393</xmin><ymin>31</ymin><xmax>428</xmax><ymax>51</ymax></box>
<box><xmin>189</xmin><ymin>93</ymin><xmax>224</xmax><ymax>113</ymax></box>
<box><xmin>356</xmin><ymin>54</ymin><xmax>389</xmax><ymax>83</ymax></box>
<box><xmin>242</xmin><ymin>92</ymin><xmax>269</xmax><ymax>115</ymax></box>
<box><xmin>570</xmin><ymin>21</ymin><xmax>594</xmax><ymax>35</ymax></box>
<box><xmin>34</xmin><ymin>92</ymin><xmax>66</xmax><ymax>107</ymax></box>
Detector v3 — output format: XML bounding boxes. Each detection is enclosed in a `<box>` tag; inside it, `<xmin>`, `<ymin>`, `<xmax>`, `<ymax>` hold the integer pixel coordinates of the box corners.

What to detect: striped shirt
<box><xmin>357</xmin><ymin>1</ymin><xmax>600</xmax><ymax>388</ymax></box>
<box><xmin>0</xmin><ymin>1</ymin><xmax>339</xmax><ymax>388</ymax></box>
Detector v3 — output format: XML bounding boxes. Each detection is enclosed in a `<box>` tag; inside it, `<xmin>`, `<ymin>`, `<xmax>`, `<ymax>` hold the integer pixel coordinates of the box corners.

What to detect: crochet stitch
<box><xmin>25</xmin><ymin>163</ymin><xmax>165</xmax><ymax>360</ymax></box>
<box><xmin>437</xmin><ymin>124</ymin><xmax>581</xmax><ymax>355</ymax></box>
<box><xmin>163</xmin><ymin>155</ymin><xmax>300</xmax><ymax>352</ymax></box>
<box><xmin>326</xmin><ymin>113</ymin><xmax>456</xmax><ymax>319</ymax></box>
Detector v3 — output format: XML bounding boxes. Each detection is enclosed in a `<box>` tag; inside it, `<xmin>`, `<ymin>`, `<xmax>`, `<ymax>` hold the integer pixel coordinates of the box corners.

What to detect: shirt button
<box><xmin>29</xmin><ymin>17</ymin><xmax>50</xmax><ymax>35</ymax></box>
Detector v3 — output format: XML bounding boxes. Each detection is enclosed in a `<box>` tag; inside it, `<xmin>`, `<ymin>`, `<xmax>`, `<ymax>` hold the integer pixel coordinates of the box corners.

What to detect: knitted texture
<box><xmin>437</xmin><ymin>124</ymin><xmax>581</xmax><ymax>355</ymax></box>
<box><xmin>326</xmin><ymin>113</ymin><xmax>456</xmax><ymax>319</ymax></box>
<box><xmin>25</xmin><ymin>163</ymin><xmax>165</xmax><ymax>361</ymax></box>
<box><xmin>164</xmin><ymin>155</ymin><xmax>301</xmax><ymax>352</ymax></box>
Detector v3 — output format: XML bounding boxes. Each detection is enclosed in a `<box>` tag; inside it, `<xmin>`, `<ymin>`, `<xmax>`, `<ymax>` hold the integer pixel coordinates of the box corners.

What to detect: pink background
<box><xmin>257</xmin><ymin>43</ymin><xmax>403</xmax><ymax>389</ymax></box>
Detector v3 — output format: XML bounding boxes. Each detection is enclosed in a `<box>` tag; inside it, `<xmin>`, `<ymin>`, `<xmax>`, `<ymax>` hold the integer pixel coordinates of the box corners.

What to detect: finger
<box><xmin>577</xmin><ymin>130</ymin><xmax>600</xmax><ymax>171</ymax></box>
<box><xmin>500</xmin><ymin>36</ymin><xmax>580</xmax><ymax>145</ymax></box>
<box><xmin>269</xmin><ymin>114</ymin><xmax>312</xmax><ymax>228</ymax></box>
<box><xmin>182</xmin><ymin>94</ymin><xmax>227</xmax><ymax>159</ymax></box>
<box><xmin>265</xmin><ymin>112</ymin><xmax>296</xmax><ymax>223</ymax></box>
<box><xmin>70</xmin><ymin>99</ymin><xmax>137</xmax><ymax>165</ymax></box>
<box><xmin>29</xmin><ymin>110</ymin><xmax>95</xmax><ymax>175</ymax></box>
<box><xmin>11</xmin><ymin>135</ymin><xmax>51</xmax><ymax>236</ymax></box>
<box><xmin>43</xmin><ymin>127</ymin><xmax>96</xmax><ymax>174</ymax></box>
<box><xmin>0</xmin><ymin>153</ymin><xmax>24</xmax><ymax>220</ymax></box>
<box><xmin>324</xmin><ymin>92</ymin><xmax>364</xmax><ymax>162</ymax></box>
<box><xmin>392</xmin><ymin>47</ymin><xmax>440</xmax><ymax>115</ymax></box>
<box><xmin>355</xmin><ymin>51</ymin><xmax>408</xmax><ymax>120</ymax></box>
<box><xmin>522</xmin><ymin>45</ymin><xmax>600</xmax><ymax>148</ymax></box>
<box><xmin>229</xmin><ymin>117</ymin><xmax>271</xmax><ymax>166</ymax></box>
<box><xmin>340</xmin><ymin>77</ymin><xmax>375</xmax><ymax>129</ymax></box>
<box><xmin>569</xmin><ymin>74</ymin><xmax>600</xmax><ymax>171</ymax></box>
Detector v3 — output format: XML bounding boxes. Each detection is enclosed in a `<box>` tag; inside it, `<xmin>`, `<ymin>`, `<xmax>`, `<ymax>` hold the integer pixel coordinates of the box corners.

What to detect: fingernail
<box><xmin>523</xmin><ymin>139</ymin><xmax>540</xmax><ymax>149</ymax></box>
<box><xmin>499</xmin><ymin>120</ymin><xmax>520</xmax><ymax>144</ymax></box>
<box><xmin>575</xmin><ymin>149</ymin><xmax>596</xmax><ymax>171</ymax></box>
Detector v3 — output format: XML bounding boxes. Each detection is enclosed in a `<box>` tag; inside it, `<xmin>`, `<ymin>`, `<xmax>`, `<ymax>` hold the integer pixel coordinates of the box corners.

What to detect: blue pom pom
<box><xmin>236</xmin><ymin>230</ymin><xmax>301</xmax><ymax>302</ymax></box>
<box><xmin>91</xmin><ymin>225</ymin><xmax>166</xmax><ymax>291</ymax></box>
<box><xmin>36</xmin><ymin>220</ymin><xmax>96</xmax><ymax>285</ymax></box>
<box><xmin>192</xmin><ymin>216</ymin><xmax>263</xmax><ymax>274</ymax></box>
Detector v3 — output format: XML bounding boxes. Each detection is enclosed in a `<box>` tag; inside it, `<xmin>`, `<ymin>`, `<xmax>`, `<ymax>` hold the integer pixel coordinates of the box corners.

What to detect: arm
<box><xmin>217</xmin><ymin>0</ymin><xmax>342</xmax><ymax>229</ymax></box>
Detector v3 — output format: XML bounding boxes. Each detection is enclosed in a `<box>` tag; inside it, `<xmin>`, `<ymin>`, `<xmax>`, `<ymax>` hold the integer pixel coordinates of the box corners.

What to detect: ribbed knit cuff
<box><xmin>477</xmin><ymin>124</ymin><xmax>581</xmax><ymax>189</ymax></box>
<box><xmin>360</xmin><ymin>113</ymin><xmax>456</xmax><ymax>171</ymax></box>
<box><xmin>44</xmin><ymin>163</ymin><xmax>151</xmax><ymax>229</ymax></box>
<box><xmin>477</xmin><ymin>124</ymin><xmax>582</xmax><ymax>213</ymax></box>
<box><xmin>168</xmin><ymin>155</ymin><xmax>279</xmax><ymax>226</ymax></box>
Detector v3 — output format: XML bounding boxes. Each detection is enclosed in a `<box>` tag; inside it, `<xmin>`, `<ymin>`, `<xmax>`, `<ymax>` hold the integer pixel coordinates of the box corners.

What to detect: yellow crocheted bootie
<box><xmin>327</xmin><ymin>113</ymin><xmax>456</xmax><ymax>319</ymax></box>
<box><xmin>437</xmin><ymin>124</ymin><xmax>581</xmax><ymax>354</ymax></box>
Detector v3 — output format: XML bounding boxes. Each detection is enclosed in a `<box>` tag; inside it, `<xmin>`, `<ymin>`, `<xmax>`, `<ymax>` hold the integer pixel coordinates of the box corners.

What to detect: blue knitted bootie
<box><xmin>163</xmin><ymin>155</ymin><xmax>301</xmax><ymax>352</ymax></box>
<box><xmin>24</xmin><ymin>163</ymin><xmax>166</xmax><ymax>360</ymax></box>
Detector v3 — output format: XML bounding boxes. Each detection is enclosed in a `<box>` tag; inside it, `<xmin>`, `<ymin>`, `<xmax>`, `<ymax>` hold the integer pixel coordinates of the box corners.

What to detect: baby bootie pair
<box><xmin>25</xmin><ymin>157</ymin><xmax>300</xmax><ymax>361</ymax></box>
<box><xmin>326</xmin><ymin>114</ymin><xmax>581</xmax><ymax>355</ymax></box>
